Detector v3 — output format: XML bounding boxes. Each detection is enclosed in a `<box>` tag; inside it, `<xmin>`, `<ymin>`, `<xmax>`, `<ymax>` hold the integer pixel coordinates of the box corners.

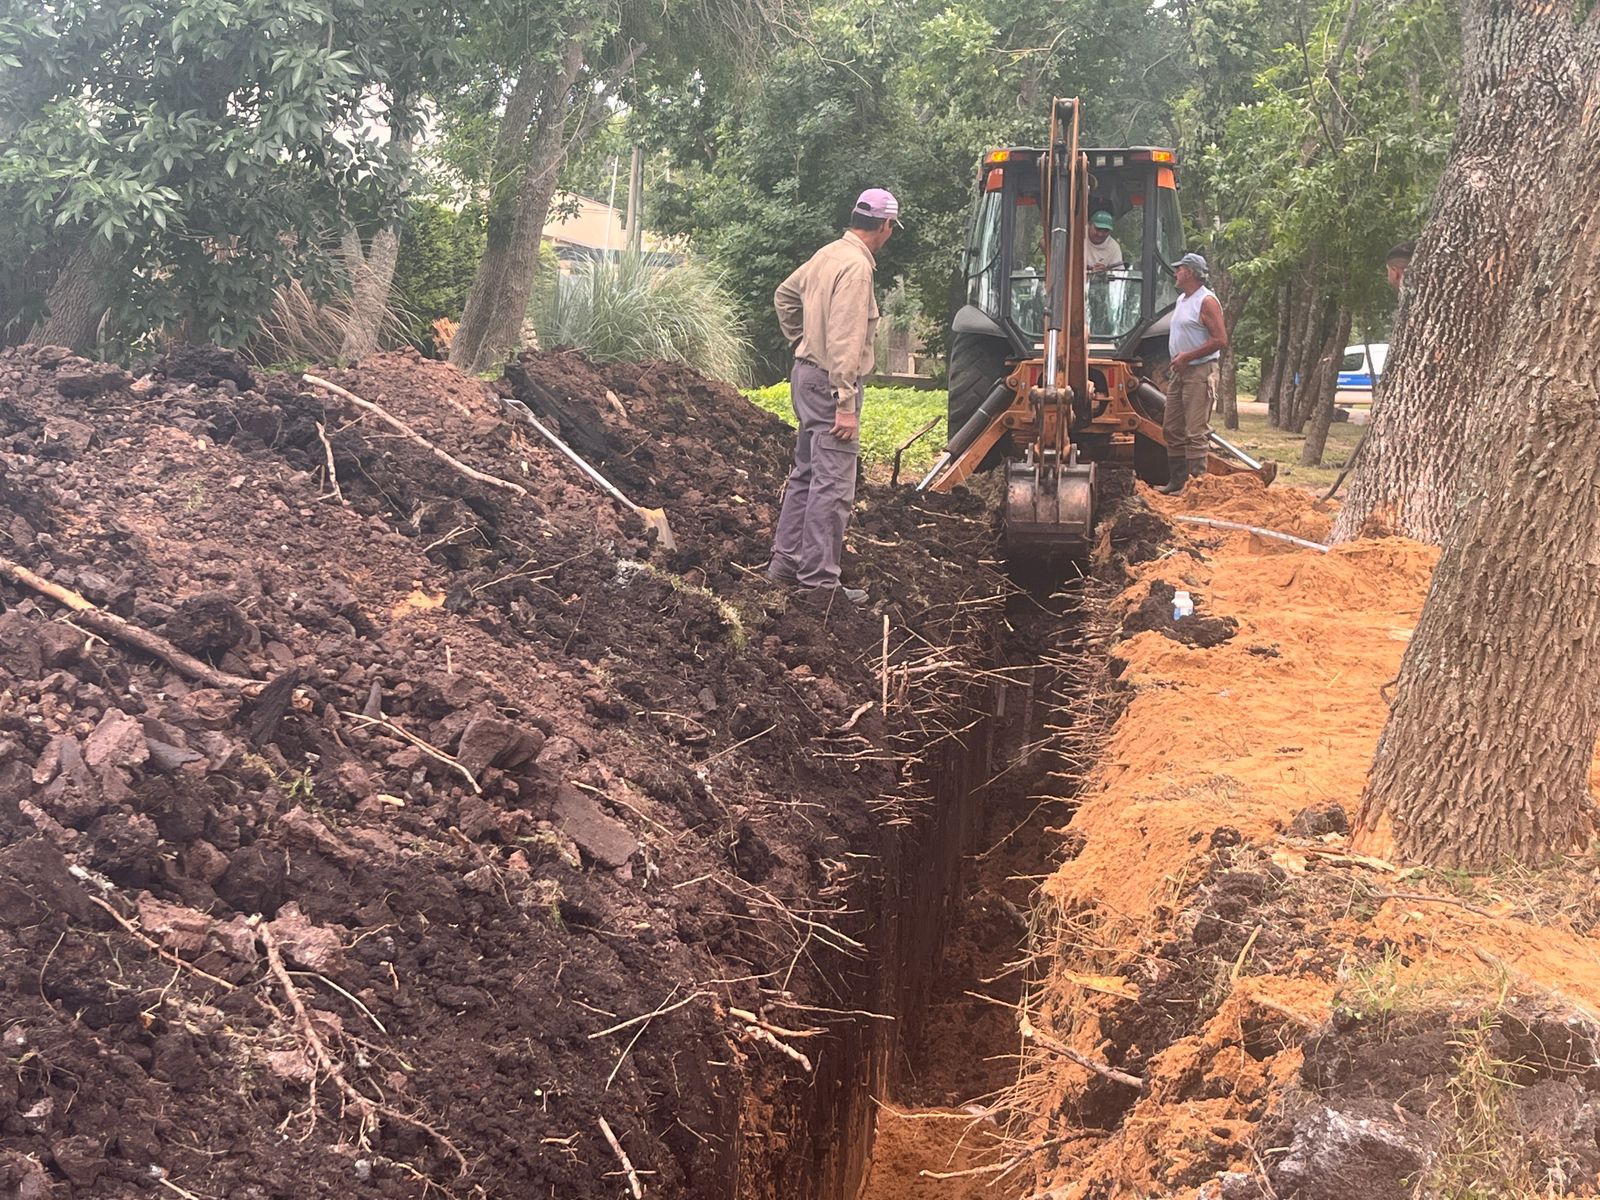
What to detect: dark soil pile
<box><xmin>0</xmin><ymin>344</ymin><xmax>1001</xmax><ymax>1199</ymax></box>
<box><xmin>1121</xmin><ymin>579</ymin><xmax>1238</xmax><ymax>648</ymax></box>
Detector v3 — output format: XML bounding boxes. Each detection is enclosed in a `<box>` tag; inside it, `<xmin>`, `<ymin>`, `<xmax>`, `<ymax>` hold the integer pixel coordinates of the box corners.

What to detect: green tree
<box><xmin>651</xmin><ymin>0</ymin><xmax>1181</xmax><ymax>382</ymax></box>
<box><xmin>442</xmin><ymin>0</ymin><xmax>777</xmax><ymax>375</ymax></box>
<box><xmin>0</xmin><ymin>0</ymin><xmax>430</xmax><ymax>352</ymax></box>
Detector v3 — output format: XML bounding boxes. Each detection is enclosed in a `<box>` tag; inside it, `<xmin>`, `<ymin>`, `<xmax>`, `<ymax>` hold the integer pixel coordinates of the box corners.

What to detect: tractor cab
<box><xmin>956</xmin><ymin>145</ymin><xmax>1186</xmax><ymax>363</ymax></box>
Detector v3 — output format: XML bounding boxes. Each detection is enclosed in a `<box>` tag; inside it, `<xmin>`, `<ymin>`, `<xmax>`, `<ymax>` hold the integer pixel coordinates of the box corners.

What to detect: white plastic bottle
<box><xmin>1172</xmin><ymin>589</ymin><xmax>1194</xmax><ymax>620</ymax></box>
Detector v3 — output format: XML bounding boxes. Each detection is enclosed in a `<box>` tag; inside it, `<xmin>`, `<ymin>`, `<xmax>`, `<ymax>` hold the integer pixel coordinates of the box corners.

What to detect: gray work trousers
<box><xmin>768</xmin><ymin>360</ymin><xmax>861</xmax><ymax>589</ymax></box>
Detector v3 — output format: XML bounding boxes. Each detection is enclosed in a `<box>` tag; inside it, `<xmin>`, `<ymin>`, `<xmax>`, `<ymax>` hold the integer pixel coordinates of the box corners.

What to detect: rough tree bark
<box><xmin>1284</xmin><ymin>291</ymin><xmax>1334</xmax><ymax>433</ymax></box>
<box><xmin>449</xmin><ymin>49</ymin><xmax>582</xmax><ymax>376</ymax></box>
<box><xmin>1331</xmin><ymin>0</ymin><xmax>1588</xmax><ymax>543</ymax></box>
<box><xmin>338</xmin><ymin>226</ymin><xmax>401</xmax><ymax>361</ymax></box>
<box><xmin>29</xmin><ymin>238</ymin><xmax>118</xmax><ymax>352</ymax></box>
<box><xmin>1352</xmin><ymin>10</ymin><xmax>1600</xmax><ymax>870</ymax></box>
<box><xmin>1300</xmin><ymin>306</ymin><xmax>1350</xmax><ymax>466</ymax></box>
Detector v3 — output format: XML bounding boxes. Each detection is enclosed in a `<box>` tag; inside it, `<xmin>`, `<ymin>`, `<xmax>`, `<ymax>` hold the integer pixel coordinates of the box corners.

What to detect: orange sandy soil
<box><xmin>1030</xmin><ymin>474</ymin><xmax>1600</xmax><ymax>1198</ymax></box>
<box><xmin>864</xmin><ymin>473</ymin><xmax>1600</xmax><ymax>1198</ymax></box>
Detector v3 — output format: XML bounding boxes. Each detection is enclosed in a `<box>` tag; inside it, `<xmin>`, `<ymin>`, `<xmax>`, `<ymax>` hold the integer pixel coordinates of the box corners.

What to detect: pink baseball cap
<box><xmin>853</xmin><ymin>188</ymin><xmax>901</xmax><ymax>224</ymax></box>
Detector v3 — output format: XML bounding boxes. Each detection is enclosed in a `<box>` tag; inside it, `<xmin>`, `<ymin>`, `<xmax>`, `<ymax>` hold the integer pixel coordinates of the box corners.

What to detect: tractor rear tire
<box><xmin>947</xmin><ymin>331</ymin><xmax>1012</xmax><ymax>474</ymax></box>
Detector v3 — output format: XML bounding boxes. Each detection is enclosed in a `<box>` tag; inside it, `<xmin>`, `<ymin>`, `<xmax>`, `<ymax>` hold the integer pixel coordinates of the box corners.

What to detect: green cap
<box><xmin>1091</xmin><ymin>211</ymin><xmax>1115</xmax><ymax>230</ymax></box>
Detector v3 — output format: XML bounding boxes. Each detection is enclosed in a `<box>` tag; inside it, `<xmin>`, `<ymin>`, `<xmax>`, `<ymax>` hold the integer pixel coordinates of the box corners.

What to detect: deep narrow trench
<box><xmin>855</xmin><ymin>569</ymin><xmax>1090</xmax><ymax>1199</ymax></box>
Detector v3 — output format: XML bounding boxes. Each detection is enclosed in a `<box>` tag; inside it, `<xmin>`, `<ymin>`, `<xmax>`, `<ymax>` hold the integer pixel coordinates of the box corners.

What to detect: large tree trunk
<box><xmin>1300</xmin><ymin>306</ymin><xmax>1351</xmax><ymax>466</ymax></box>
<box><xmin>1276</xmin><ymin>269</ymin><xmax>1321</xmax><ymax>430</ymax></box>
<box><xmin>29</xmin><ymin>239</ymin><xmax>119</xmax><ymax>352</ymax></box>
<box><xmin>1352</xmin><ymin>8</ymin><xmax>1600</xmax><ymax>870</ymax></box>
<box><xmin>451</xmin><ymin>39</ymin><xmax>610</xmax><ymax>376</ymax></box>
<box><xmin>1331</xmin><ymin>0</ymin><xmax>1588</xmax><ymax>543</ymax></box>
<box><xmin>338</xmin><ymin>225</ymin><xmax>401</xmax><ymax>361</ymax></box>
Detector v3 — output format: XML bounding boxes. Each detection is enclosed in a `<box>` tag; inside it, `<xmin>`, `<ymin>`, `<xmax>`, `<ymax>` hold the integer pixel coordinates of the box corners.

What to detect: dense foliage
<box><xmin>0</xmin><ymin>0</ymin><xmax>440</xmax><ymax>349</ymax></box>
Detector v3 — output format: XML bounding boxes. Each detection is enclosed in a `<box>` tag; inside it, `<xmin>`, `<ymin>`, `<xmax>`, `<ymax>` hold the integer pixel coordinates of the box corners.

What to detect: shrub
<box><xmin>393</xmin><ymin>201</ymin><xmax>488</xmax><ymax>354</ymax></box>
<box><xmin>528</xmin><ymin>253</ymin><xmax>751</xmax><ymax>384</ymax></box>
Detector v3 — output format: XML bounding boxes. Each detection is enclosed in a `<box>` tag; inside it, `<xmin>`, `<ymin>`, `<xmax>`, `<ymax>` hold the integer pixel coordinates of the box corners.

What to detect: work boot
<box><xmin>765</xmin><ymin>562</ymin><xmax>799</xmax><ymax>587</ymax></box>
<box><xmin>1158</xmin><ymin>461</ymin><xmax>1189</xmax><ymax>495</ymax></box>
<box><xmin>1187</xmin><ymin>458</ymin><xmax>1209</xmax><ymax>486</ymax></box>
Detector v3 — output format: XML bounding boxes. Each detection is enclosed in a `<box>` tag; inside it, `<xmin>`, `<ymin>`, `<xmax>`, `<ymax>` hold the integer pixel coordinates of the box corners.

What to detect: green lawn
<box><xmin>744</xmin><ymin>383</ymin><xmax>948</xmax><ymax>478</ymax></box>
<box><xmin>1222</xmin><ymin>405</ymin><xmax>1366</xmax><ymax>491</ymax></box>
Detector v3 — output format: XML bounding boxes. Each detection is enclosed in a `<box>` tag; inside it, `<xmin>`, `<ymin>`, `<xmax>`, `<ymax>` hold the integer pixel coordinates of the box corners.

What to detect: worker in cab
<box><xmin>1084</xmin><ymin>211</ymin><xmax>1122</xmax><ymax>272</ymax></box>
<box><xmin>1160</xmin><ymin>252</ymin><xmax>1230</xmax><ymax>495</ymax></box>
<box><xmin>766</xmin><ymin>188</ymin><xmax>899</xmax><ymax>606</ymax></box>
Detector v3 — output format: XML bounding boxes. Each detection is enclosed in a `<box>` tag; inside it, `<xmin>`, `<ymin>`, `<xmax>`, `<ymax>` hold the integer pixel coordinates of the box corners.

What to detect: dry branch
<box><xmin>87</xmin><ymin>896</ymin><xmax>236</xmax><ymax>991</ymax></box>
<box><xmin>259</xmin><ymin>923</ymin><xmax>470</xmax><ymax>1177</ymax></box>
<box><xmin>0</xmin><ymin>556</ymin><xmax>261</xmax><ymax>693</ymax></box>
<box><xmin>1021</xmin><ymin>1018</ymin><xmax>1144</xmax><ymax>1090</ymax></box>
<box><xmin>597</xmin><ymin>1117</ymin><xmax>644</xmax><ymax>1199</ymax></box>
<box><xmin>741</xmin><ymin>1024</ymin><xmax>814</xmax><ymax>1072</ymax></box>
<box><xmin>340</xmin><ymin>711</ymin><xmax>482</xmax><ymax>794</ymax></box>
<box><xmin>303</xmin><ymin>374</ymin><xmax>527</xmax><ymax>497</ymax></box>
<box><xmin>315</xmin><ymin>421</ymin><xmax>346</xmax><ymax>505</ymax></box>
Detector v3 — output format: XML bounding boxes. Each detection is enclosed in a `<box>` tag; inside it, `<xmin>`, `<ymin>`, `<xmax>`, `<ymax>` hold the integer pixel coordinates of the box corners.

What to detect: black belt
<box><xmin>795</xmin><ymin>356</ymin><xmax>823</xmax><ymax>370</ymax></box>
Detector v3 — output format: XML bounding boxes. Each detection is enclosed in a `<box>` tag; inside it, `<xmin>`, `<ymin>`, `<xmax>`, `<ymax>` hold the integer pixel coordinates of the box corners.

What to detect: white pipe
<box><xmin>1172</xmin><ymin>514</ymin><xmax>1330</xmax><ymax>553</ymax></box>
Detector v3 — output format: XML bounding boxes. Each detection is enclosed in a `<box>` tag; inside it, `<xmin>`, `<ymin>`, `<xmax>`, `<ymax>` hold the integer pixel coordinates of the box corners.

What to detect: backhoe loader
<box><xmin>918</xmin><ymin>97</ymin><xmax>1273</xmax><ymax>553</ymax></box>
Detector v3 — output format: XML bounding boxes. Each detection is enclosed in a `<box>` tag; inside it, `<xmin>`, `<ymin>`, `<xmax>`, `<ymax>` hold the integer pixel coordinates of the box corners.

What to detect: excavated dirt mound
<box><xmin>0</xmin><ymin>345</ymin><xmax>1000</xmax><ymax>1199</ymax></box>
<box><xmin>1013</xmin><ymin>480</ymin><xmax>1600</xmax><ymax>1199</ymax></box>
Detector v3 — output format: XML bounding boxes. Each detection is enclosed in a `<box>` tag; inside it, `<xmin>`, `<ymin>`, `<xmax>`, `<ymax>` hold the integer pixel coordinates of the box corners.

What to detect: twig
<box><xmin>0</xmin><ymin>556</ymin><xmax>260</xmax><ymax>693</ymax></box>
<box><xmin>728</xmin><ymin>1007</ymin><xmax>825</xmax><ymax>1039</ymax></box>
<box><xmin>156</xmin><ymin>1176</ymin><xmax>206</xmax><ymax>1200</ymax></box>
<box><xmin>836</xmin><ymin>701</ymin><xmax>874</xmax><ymax>733</ymax></box>
<box><xmin>1246</xmin><ymin>993</ymin><xmax>1320</xmax><ymax>1029</ymax></box>
<box><xmin>1368</xmin><ymin>888</ymin><xmax>1497</xmax><ymax>919</ymax></box>
<box><xmin>1231</xmin><ymin>924</ymin><xmax>1263</xmax><ymax>982</ymax></box>
<box><xmin>293</xmin><ymin>969</ymin><xmax>387</xmax><ymax>1033</ymax></box>
<box><xmin>1021</xmin><ymin>1018</ymin><xmax>1144</xmax><ymax>1090</ymax></box>
<box><xmin>340</xmin><ymin>711</ymin><xmax>481</xmax><ymax>794</ymax></box>
<box><xmin>260</xmin><ymin>922</ymin><xmax>471</xmax><ymax>1177</ymax></box>
<box><xmin>880</xmin><ymin>616</ymin><xmax>891</xmax><ymax>713</ymax></box>
<box><xmin>87</xmin><ymin>896</ymin><xmax>236</xmax><ymax>991</ymax></box>
<box><xmin>598</xmin><ymin>1117</ymin><xmax>644</xmax><ymax>1199</ymax></box>
<box><xmin>315</xmin><ymin>421</ymin><xmax>346</xmax><ymax>505</ymax></box>
<box><xmin>303</xmin><ymin>374</ymin><xmax>527</xmax><ymax>498</ymax></box>
<box><xmin>696</xmin><ymin>724</ymin><xmax>778</xmax><ymax>769</ymax></box>
<box><xmin>588</xmin><ymin>991</ymin><xmax>709</xmax><ymax>1039</ymax></box>
<box><xmin>741</xmin><ymin>1024</ymin><xmax>814</xmax><ymax>1072</ymax></box>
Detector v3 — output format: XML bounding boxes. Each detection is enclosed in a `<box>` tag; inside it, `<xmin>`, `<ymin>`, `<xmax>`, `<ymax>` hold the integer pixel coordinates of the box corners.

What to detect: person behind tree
<box><xmin>1386</xmin><ymin>240</ymin><xmax>1414</xmax><ymax>289</ymax></box>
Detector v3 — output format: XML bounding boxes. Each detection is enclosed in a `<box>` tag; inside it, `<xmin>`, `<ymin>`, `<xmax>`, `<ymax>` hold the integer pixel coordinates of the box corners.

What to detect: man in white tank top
<box><xmin>1159</xmin><ymin>252</ymin><xmax>1230</xmax><ymax>494</ymax></box>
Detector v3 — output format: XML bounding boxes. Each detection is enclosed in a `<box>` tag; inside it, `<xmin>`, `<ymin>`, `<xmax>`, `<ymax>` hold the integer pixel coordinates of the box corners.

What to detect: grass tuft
<box><xmin>529</xmin><ymin>254</ymin><xmax>752</xmax><ymax>385</ymax></box>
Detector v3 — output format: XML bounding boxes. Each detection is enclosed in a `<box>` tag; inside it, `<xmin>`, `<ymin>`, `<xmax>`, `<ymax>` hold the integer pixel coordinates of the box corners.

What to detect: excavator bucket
<box><xmin>1003</xmin><ymin>454</ymin><xmax>1097</xmax><ymax>552</ymax></box>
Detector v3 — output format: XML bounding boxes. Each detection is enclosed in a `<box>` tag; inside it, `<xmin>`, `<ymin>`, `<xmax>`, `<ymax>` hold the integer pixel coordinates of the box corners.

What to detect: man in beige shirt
<box><xmin>766</xmin><ymin>188</ymin><xmax>898</xmax><ymax>604</ymax></box>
